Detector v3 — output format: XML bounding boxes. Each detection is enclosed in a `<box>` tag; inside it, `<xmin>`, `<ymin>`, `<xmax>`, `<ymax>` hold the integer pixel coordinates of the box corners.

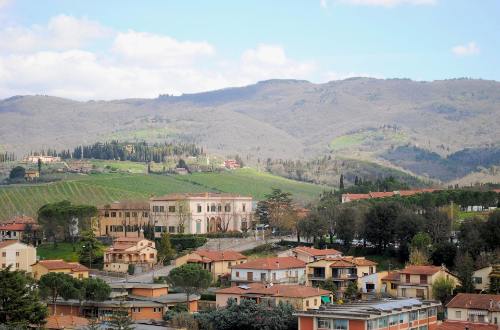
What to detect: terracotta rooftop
<box><xmin>437</xmin><ymin>321</ymin><xmax>497</xmax><ymax>330</ymax></box>
<box><xmin>381</xmin><ymin>271</ymin><xmax>401</xmax><ymax>281</ymax></box>
<box><xmin>45</xmin><ymin>315</ymin><xmax>89</xmax><ymax>329</ymax></box>
<box><xmin>232</xmin><ymin>257</ymin><xmax>306</xmax><ymax>270</ymax></box>
<box><xmin>0</xmin><ymin>222</ymin><xmax>39</xmax><ymax>231</ymax></box>
<box><xmin>150</xmin><ymin>192</ymin><xmax>251</xmax><ymax>201</ymax></box>
<box><xmin>217</xmin><ymin>283</ymin><xmax>330</xmax><ymax>298</ymax></box>
<box><xmin>194</xmin><ymin>250</ymin><xmax>247</xmax><ymax>262</ymax></box>
<box><xmin>100</xmin><ymin>200</ymin><xmax>149</xmax><ymax>210</ymax></box>
<box><xmin>446</xmin><ymin>293</ymin><xmax>500</xmax><ymax>312</ymax></box>
<box><xmin>293</xmin><ymin>246</ymin><xmax>342</xmax><ymax>257</ymax></box>
<box><xmin>35</xmin><ymin>259</ymin><xmax>88</xmax><ymax>272</ymax></box>
<box><xmin>322</xmin><ymin>256</ymin><xmax>378</xmax><ymax>267</ymax></box>
<box><xmin>343</xmin><ymin>194</ymin><xmax>370</xmax><ymax>201</ymax></box>
<box><xmin>369</xmin><ymin>191</ymin><xmax>396</xmax><ymax>198</ymax></box>
<box><xmin>0</xmin><ymin>215</ymin><xmax>37</xmax><ymax>225</ymax></box>
<box><xmin>399</xmin><ymin>265</ymin><xmax>443</xmax><ymax>275</ymax></box>
<box><xmin>0</xmin><ymin>240</ymin><xmax>17</xmax><ymax>248</ymax></box>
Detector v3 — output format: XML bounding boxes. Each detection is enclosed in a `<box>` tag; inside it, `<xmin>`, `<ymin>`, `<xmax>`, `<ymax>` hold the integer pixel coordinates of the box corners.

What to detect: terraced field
<box><xmin>0</xmin><ymin>168</ymin><xmax>327</xmax><ymax>221</ymax></box>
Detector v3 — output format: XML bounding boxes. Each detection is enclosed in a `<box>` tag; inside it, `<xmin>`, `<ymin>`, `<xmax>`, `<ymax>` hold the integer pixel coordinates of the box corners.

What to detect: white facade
<box><xmin>150</xmin><ymin>193</ymin><xmax>253</xmax><ymax>236</ymax></box>
<box><xmin>230</xmin><ymin>267</ymin><xmax>306</xmax><ymax>285</ymax></box>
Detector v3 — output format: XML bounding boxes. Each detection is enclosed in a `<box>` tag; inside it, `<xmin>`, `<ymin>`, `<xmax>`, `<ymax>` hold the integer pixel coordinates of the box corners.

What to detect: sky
<box><xmin>0</xmin><ymin>0</ymin><xmax>498</xmax><ymax>100</ymax></box>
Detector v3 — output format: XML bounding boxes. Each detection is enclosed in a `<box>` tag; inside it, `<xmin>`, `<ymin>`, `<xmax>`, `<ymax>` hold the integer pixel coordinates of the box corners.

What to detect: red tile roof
<box><xmin>151</xmin><ymin>192</ymin><xmax>251</xmax><ymax>201</ymax></box>
<box><xmin>437</xmin><ymin>321</ymin><xmax>497</xmax><ymax>330</ymax></box>
<box><xmin>446</xmin><ymin>293</ymin><xmax>500</xmax><ymax>311</ymax></box>
<box><xmin>399</xmin><ymin>265</ymin><xmax>442</xmax><ymax>275</ymax></box>
<box><xmin>100</xmin><ymin>200</ymin><xmax>149</xmax><ymax>210</ymax></box>
<box><xmin>381</xmin><ymin>271</ymin><xmax>401</xmax><ymax>281</ymax></box>
<box><xmin>369</xmin><ymin>191</ymin><xmax>395</xmax><ymax>198</ymax></box>
<box><xmin>232</xmin><ymin>257</ymin><xmax>305</xmax><ymax>270</ymax></box>
<box><xmin>35</xmin><ymin>259</ymin><xmax>88</xmax><ymax>272</ymax></box>
<box><xmin>343</xmin><ymin>194</ymin><xmax>370</xmax><ymax>201</ymax></box>
<box><xmin>322</xmin><ymin>256</ymin><xmax>378</xmax><ymax>267</ymax></box>
<box><xmin>0</xmin><ymin>240</ymin><xmax>17</xmax><ymax>248</ymax></box>
<box><xmin>293</xmin><ymin>246</ymin><xmax>342</xmax><ymax>257</ymax></box>
<box><xmin>194</xmin><ymin>250</ymin><xmax>247</xmax><ymax>262</ymax></box>
<box><xmin>0</xmin><ymin>223</ymin><xmax>40</xmax><ymax>231</ymax></box>
<box><xmin>45</xmin><ymin>315</ymin><xmax>89</xmax><ymax>329</ymax></box>
<box><xmin>0</xmin><ymin>215</ymin><xmax>36</xmax><ymax>225</ymax></box>
<box><xmin>217</xmin><ymin>283</ymin><xmax>330</xmax><ymax>298</ymax></box>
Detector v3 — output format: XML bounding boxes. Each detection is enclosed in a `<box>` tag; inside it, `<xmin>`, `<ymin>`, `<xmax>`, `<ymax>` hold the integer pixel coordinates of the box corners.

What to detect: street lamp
<box><xmin>82</xmin><ymin>244</ymin><xmax>92</xmax><ymax>269</ymax></box>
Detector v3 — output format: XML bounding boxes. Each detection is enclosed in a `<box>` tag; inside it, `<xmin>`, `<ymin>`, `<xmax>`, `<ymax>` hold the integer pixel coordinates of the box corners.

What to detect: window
<box><xmin>1</xmin><ymin>264</ymin><xmax>5</xmax><ymax>268</ymax></box>
<box><xmin>143</xmin><ymin>212</ymin><xmax>149</xmax><ymax>217</ymax></box>
<box><xmin>211</xmin><ymin>204</ymin><xmax>216</xmax><ymax>212</ymax></box>
<box><xmin>260</xmin><ymin>273</ymin><xmax>266</xmax><ymax>281</ymax></box>
<box><xmin>236</xmin><ymin>271</ymin><xmax>240</xmax><ymax>277</ymax></box>
<box><xmin>125</xmin><ymin>212</ymin><xmax>130</xmax><ymax>217</ymax></box>
<box><xmin>111</xmin><ymin>212</ymin><xmax>117</xmax><ymax>217</ymax></box>
<box><xmin>168</xmin><ymin>226</ymin><xmax>176</xmax><ymax>233</ymax></box>
<box><xmin>428</xmin><ymin>308</ymin><xmax>437</xmax><ymax>317</ymax></box>
<box><xmin>247</xmin><ymin>272</ymin><xmax>253</xmax><ymax>281</ymax></box>
<box><xmin>207</xmin><ymin>205</ymin><xmax>210</xmax><ymax>212</ymax></box>
<box><xmin>473</xmin><ymin>277</ymin><xmax>482</xmax><ymax>284</ymax></box>
<box><xmin>217</xmin><ymin>204</ymin><xmax>222</xmax><ymax>212</ymax></box>
<box><xmin>400</xmin><ymin>313</ymin><xmax>408</xmax><ymax>323</ymax></box>
<box><xmin>155</xmin><ymin>226</ymin><xmax>164</xmax><ymax>233</ymax></box>
<box><xmin>15</xmin><ymin>263</ymin><xmax>19</xmax><ymax>268</ymax></box>
<box><xmin>224</xmin><ymin>204</ymin><xmax>231</xmax><ymax>212</ymax></box>
<box><xmin>419</xmin><ymin>326</ymin><xmax>428</xmax><ymax>330</ymax></box>
<box><xmin>314</xmin><ymin>298</ymin><xmax>318</xmax><ymax>306</ymax></box>
<box><xmin>306</xmin><ymin>300</ymin><xmax>309</xmax><ymax>307</ymax></box>
<box><xmin>391</xmin><ymin>283</ymin><xmax>397</xmax><ymax>290</ymax></box>
<box><xmin>389</xmin><ymin>315</ymin><xmax>398</xmax><ymax>326</ymax></box>
<box><xmin>401</xmin><ymin>288</ymin><xmax>407</xmax><ymax>297</ymax></box>
<box><xmin>150</xmin><ymin>253</ymin><xmax>154</xmax><ymax>258</ymax></box>
<box><xmin>318</xmin><ymin>318</ymin><xmax>331</xmax><ymax>329</ymax></box>
<box><xmin>418</xmin><ymin>309</ymin><xmax>427</xmax><ymax>319</ymax></box>
<box><xmin>16</xmin><ymin>251</ymin><xmax>20</xmax><ymax>256</ymax></box>
<box><xmin>78</xmin><ymin>273</ymin><xmax>83</xmax><ymax>279</ymax></box>
<box><xmin>2</xmin><ymin>252</ymin><xmax>6</xmax><ymax>257</ymax></box>
<box><xmin>478</xmin><ymin>315</ymin><xmax>485</xmax><ymax>323</ymax></box>
<box><xmin>455</xmin><ymin>311</ymin><xmax>461</xmax><ymax>318</ymax></box>
<box><xmin>405</xmin><ymin>274</ymin><xmax>411</xmax><ymax>283</ymax></box>
<box><xmin>378</xmin><ymin>317</ymin><xmax>388</xmax><ymax>328</ymax></box>
<box><xmin>368</xmin><ymin>319</ymin><xmax>378</xmax><ymax>330</ymax></box>
<box><xmin>104</xmin><ymin>211</ymin><xmax>109</xmax><ymax>217</ymax></box>
<box><xmin>228</xmin><ymin>262</ymin><xmax>232</xmax><ymax>267</ymax></box>
<box><xmin>197</xmin><ymin>205</ymin><xmax>202</xmax><ymax>213</ymax></box>
<box><xmin>131</xmin><ymin>307</ymin><xmax>141</xmax><ymax>312</ymax></box>
<box><xmin>333</xmin><ymin>320</ymin><xmax>348</xmax><ymax>330</ymax></box>
<box><xmin>420</xmin><ymin>275</ymin><xmax>427</xmax><ymax>284</ymax></box>
<box><xmin>169</xmin><ymin>206</ymin><xmax>176</xmax><ymax>213</ymax></box>
<box><xmin>242</xmin><ymin>203</ymin><xmax>246</xmax><ymax>212</ymax></box>
<box><xmin>410</xmin><ymin>311</ymin><xmax>418</xmax><ymax>321</ymax></box>
<box><xmin>132</xmin><ymin>212</ymin><xmax>137</xmax><ymax>217</ymax></box>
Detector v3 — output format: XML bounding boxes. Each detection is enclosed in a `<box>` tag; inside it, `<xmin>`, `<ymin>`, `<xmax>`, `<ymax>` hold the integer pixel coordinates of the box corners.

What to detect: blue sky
<box><xmin>0</xmin><ymin>0</ymin><xmax>498</xmax><ymax>99</ymax></box>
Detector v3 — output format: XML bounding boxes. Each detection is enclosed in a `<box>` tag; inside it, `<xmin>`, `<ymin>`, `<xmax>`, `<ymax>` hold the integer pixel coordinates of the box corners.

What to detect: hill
<box><xmin>1</xmin><ymin>78</ymin><xmax>499</xmax><ymax>183</ymax></box>
<box><xmin>0</xmin><ymin>169</ymin><xmax>327</xmax><ymax>221</ymax></box>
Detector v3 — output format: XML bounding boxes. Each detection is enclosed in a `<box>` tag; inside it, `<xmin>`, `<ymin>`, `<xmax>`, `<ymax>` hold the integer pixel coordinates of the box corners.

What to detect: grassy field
<box><xmin>0</xmin><ymin>168</ymin><xmax>327</xmax><ymax>221</ymax></box>
<box><xmin>37</xmin><ymin>242</ymin><xmax>80</xmax><ymax>261</ymax></box>
<box><xmin>330</xmin><ymin>128</ymin><xmax>408</xmax><ymax>151</ymax></box>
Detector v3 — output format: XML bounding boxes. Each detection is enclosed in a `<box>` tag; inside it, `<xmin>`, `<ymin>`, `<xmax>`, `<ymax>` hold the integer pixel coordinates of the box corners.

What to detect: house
<box><xmin>174</xmin><ymin>249</ymin><xmax>247</xmax><ymax>279</ymax></box>
<box><xmin>278</xmin><ymin>246</ymin><xmax>342</xmax><ymax>263</ymax></box>
<box><xmin>230</xmin><ymin>257</ymin><xmax>306</xmax><ymax>285</ymax></box>
<box><xmin>0</xmin><ymin>216</ymin><xmax>41</xmax><ymax>244</ymax></box>
<box><xmin>472</xmin><ymin>266</ymin><xmax>493</xmax><ymax>293</ymax></box>
<box><xmin>437</xmin><ymin>321</ymin><xmax>497</xmax><ymax>330</ymax></box>
<box><xmin>108</xmin><ymin>282</ymin><xmax>200</xmax><ymax>312</ymax></box>
<box><xmin>446</xmin><ymin>293</ymin><xmax>500</xmax><ymax>325</ymax></box>
<box><xmin>45</xmin><ymin>315</ymin><xmax>89</xmax><ymax>329</ymax></box>
<box><xmin>0</xmin><ymin>241</ymin><xmax>36</xmax><ymax>273</ymax></box>
<box><xmin>216</xmin><ymin>283</ymin><xmax>332</xmax><ymax>311</ymax></box>
<box><xmin>24</xmin><ymin>155</ymin><xmax>61</xmax><ymax>163</ymax></box>
<box><xmin>224</xmin><ymin>159</ymin><xmax>240</xmax><ymax>169</ymax></box>
<box><xmin>341</xmin><ymin>189</ymin><xmax>438</xmax><ymax>203</ymax></box>
<box><xmin>381</xmin><ymin>271</ymin><xmax>401</xmax><ymax>297</ymax></box>
<box><xmin>24</xmin><ymin>170</ymin><xmax>39</xmax><ymax>181</ymax></box>
<box><xmin>358</xmin><ymin>270</ymin><xmax>392</xmax><ymax>299</ymax></box>
<box><xmin>31</xmin><ymin>259</ymin><xmax>89</xmax><ymax>280</ymax></box>
<box><xmin>47</xmin><ymin>300</ymin><xmax>164</xmax><ymax>321</ymax></box>
<box><xmin>295</xmin><ymin>298</ymin><xmax>440</xmax><ymax>330</ymax></box>
<box><xmin>397</xmin><ymin>265</ymin><xmax>459</xmax><ymax>300</ymax></box>
<box><xmin>103</xmin><ymin>237</ymin><xmax>157</xmax><ymax>273</ymax></box>
<box><xmin>95</xmin><ymin>200</ymin><xmax>151</xmax><ymax>238</ymax></box>
<box><xmin>67</xmin><ymin>160</ymin><xmax>93</xmax><ymax>174</ymax></box>
<box><xmin>150</xmin><ymin>192</ymin><xmax>253</xmax><ymax>236</ymax></box>
<box><xmin>306</xmin><ymin>256</ymin><xmax>377</xmax><ymax>297</ymax></box>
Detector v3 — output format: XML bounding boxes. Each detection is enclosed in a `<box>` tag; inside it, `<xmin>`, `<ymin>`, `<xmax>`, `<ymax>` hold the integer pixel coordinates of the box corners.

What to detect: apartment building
<box><xmin>175</xmin><ymin>249</ymin><xmax>248</xmax><ymax>279</ymax></box>
<box><xmin>216</xmin><ymin>283</ymin><xmax>332</xmax><ymax>311</ymax></box>
<box><xmin>446</xmin><ymin>293</ymin><xmax>500</xmax><ymax>325</ymax></box>
<box><xmin>31</xmin><ymin>259</ymin><xmax>89</xmax><ymax>280</ymax></box>
<box><xmin>150</xmin><ymin>192</ymin><xmax>253</xmax><ymax>236</ymax></box>
<box><xmin>95</xmin><ymin>201</ymin><xmax>150</xmax><ymax>238</ymax></box>
<box><xmin>230</xmin><ymin>257</ymin><xmax>307</xmax><ymax>285</ymax></box>
<box><xmin>397</xmin><ymin>266</ymin><xmax>459</xmax><ymax>300</ymax></box>
<box><xmin>295</xmin><ymin>298</ymin><xmax>440</xmax><ymax>330</ymax></box>
<box><xmin>278</xmin><ymin>246</ymin><xmax>342</xmax><ymax>263</ymax></box>
<box><xmin>306</xmin><ymin>257</ymin><xmax>377</xmax><ymax>297</ymax></box>
<box><xmin>103</xmin><ymin>237</ymin><xmax>157</xmax><ymax>273</ymax></box>
<box><xmin>0</xmin><ymin>240</ymin><xmax>36</xmax><ymax>273</ymax></box>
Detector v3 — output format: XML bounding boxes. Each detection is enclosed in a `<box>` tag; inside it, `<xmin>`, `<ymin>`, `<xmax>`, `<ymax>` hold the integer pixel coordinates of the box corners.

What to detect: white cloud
<box><xmin>0</xmin><ymin>14</ymin><xmax>110</xmax><ymax>53</ymax></box>
<box><xmin>0</xmin><ymin>16</ymin><xmax>317</xmax><ymax>100</ymax></box>
<box><xmin>451</xmin><ymin>42</ymin><xmax>480</xmax><ymax>57</ymax></box>
<box><xmin>335</xmin><ymin>0</ymin><xmax>436</xmax><ymax>7</ymax></box>
<box><xmin>0</xmin><ymin>0</ymin><xmax>11</xmax><ymax>9</ymax></box>
<box><xmin>320</xmin><ymin>0</ymin><xmax>329</xmax><ymax>8</ymax></box>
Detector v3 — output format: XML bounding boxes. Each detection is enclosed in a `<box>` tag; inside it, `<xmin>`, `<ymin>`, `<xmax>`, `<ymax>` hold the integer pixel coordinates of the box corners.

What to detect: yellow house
<box><xmin>0</xmin><ymin>240</ymin><xmax>36</xmax><ymax>273</ymax></box>
<box><xmin>397</xmin><ymin>265</ymin><xmax>459</xmax><ymax>300</ymax></box>
<box><xmin>175</xmin><ymin>250</ymin><xmax>247</xmax><ymax>279</ymax></box>
<box><xmin>306</xmin><ymin>256</ymin><xmax>377</xmax><ymax>297</ymax></box>
<box><xmin>380</xmin><ymin>271</ymin><xmax>400</xmax><ymax>297</ymax></box>
<box><xmin>216</xmin><ymin>283</ymin><xmax>332</xmax><ymax>311</ymax></box>
<box><xmin>103</xmin><ymin>237</ymin><xmax>157</xmax><ymax>273</ymax></box>
<box><xmin>31</xmin><ymin>259</ymin><xmax>89</xmax><ymax>280</ymax></box>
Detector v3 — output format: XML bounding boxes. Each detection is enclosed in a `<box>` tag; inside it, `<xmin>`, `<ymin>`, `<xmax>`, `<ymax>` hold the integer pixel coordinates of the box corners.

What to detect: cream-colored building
<box><xmin>150</xmin><ymin>193</ymin><xmax>253</xmax><ymax>236</ymax></box>
<box><xmin>472</xmin><ymin>266</ymin><xmax>493</xmax><ymax>293</ymax></box>
<box><xmin>174</xmin><ymin>250</ymin><xmax>247</xmax><ymax>280</ymax></box>
<box><xmin>0</xmin><ymin>241</ymin><xmax>36</xmax><ymax>273</ymax></box>
<box><xmin>31</xmin><ymin>259</ymin><xmax>89</xmax><ymax>280</ymax></box>
<box><xmin>95</xmin><ymin>201</ymin><xmax>151</xmax><ymax>238</ymax></box>
<box><xmin>103</xmin><ymin>237</ymin><xmax>157</xmax><ymax>273</ymax></box>
<box><xmin>397</xmin><ymin>265</ymin><xmax>459</xmax><ymax>300</ymax></box>
<box><xmin>446</xmin><ymin>293</ymin><xmax>500</xmax><ymax>325</ymax></box>
<box><xmin>278</xmin><ymin>246</ymin><xmax>342</xmax><ymax>263</ymax></box>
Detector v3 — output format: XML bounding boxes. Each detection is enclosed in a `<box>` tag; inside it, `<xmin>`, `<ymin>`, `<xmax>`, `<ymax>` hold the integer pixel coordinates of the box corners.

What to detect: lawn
<box><xmin>37</xmin><ymin>242</ymin><xmax>80</xmax><ymax>262</ymax></box>
<box><xmin>0</xmin><ymin>168</ymin><xmax>327</xmax><ymax>221</ymax></box>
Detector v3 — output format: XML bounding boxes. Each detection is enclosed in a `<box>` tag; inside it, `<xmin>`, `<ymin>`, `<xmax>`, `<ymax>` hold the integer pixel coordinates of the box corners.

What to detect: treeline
<box><xmin>0</xmin><ymin>152</ymin><xmax>15</xmax><ymax>162</ymax></box>
<box><xmin>338</xmin><ymin>175</ymin><xmax>410</xmax><ymax>194</ymax></box>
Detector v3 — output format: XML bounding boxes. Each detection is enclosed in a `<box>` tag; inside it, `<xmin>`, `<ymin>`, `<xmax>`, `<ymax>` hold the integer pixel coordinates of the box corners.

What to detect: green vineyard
<box><xmin>0</xmin><ymin>168</ymin><xmax>327</xmax><ymax>220</ymax></box>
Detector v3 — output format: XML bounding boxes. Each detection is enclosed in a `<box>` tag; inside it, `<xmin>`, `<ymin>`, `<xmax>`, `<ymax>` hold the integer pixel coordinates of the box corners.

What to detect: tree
<box><xmin>297</xmin><ymin>211</ymin><xmax>328</xmax><ymax>244</ymax></box>
<box><xmin>409</xmin><ymin>248</ymin><xmax>430</xmax><ymax>266</ymax></box>
<box><xmin>339</xmin><ymin>174</ymin><xmax>345</xmax><ymax>190</ymax></box>
<box><xmin>454</xmin><ymin>251</ymin><xmax>474</xmax><ymax>293</ymax></box>
<box><xmin>79</xmin><ymin>230</ymin><xmax>100</xmax><ymax>268</ymax></box>
<box><xmin>423</xmin><ymin>209</ymin><xmax>451</xmax><ymax>244</ymax></box>
<box><xmin>176</xmin><ymin>199</ymin><xmax>191</xmax><ymax>233</ymax></box>
<box><xmin>394</xmin><ymin>212</ymin><xmax>423</xmax><ymax>259</ymax></box>
<box><xmin>0</xmin><ymin>266</ymin><xmax>47</xmax><ymax>328</ymax></box>
<box><xmin>84</xmin><ymin>318</ymin><xmax>101</xmax><ymax>330</ymax></box>
<box><xmin>108</xmin><ymin>302</ymin><xmax>134</xmax><ymax>330</ymax></box>
<box><xmin>458</xmin><ymin>218</ymin><xmax>485</xmax><ymax>258</ymax></box>
<box><xmin>483</xmin><ymin>210</ymin><xmax>500</xmax><ymax>251</ymax></box>
<box><xmin>9</xmin><ymin>166</ymin><xmax>25</xmax><ymax>179</ymax></box>
<box><xmin>37</xmin><ymin>158</ymin><xmax>42</xmax><ymax>175</ymax></box>
<box><xmin>319</xmin><ymin>278</ymin><xmax>337</xmax><ymax>297</ymax></box>
<box><xmin>431</xmin><ymin>241</ymin><xmax>457</xmax><ymax>268</ymax></box>
<box><xmin>344</xmin><ymin>281</ymin><xmax>359</xmax><ymax>301</ymax></box>
<box><xmin>39</xmin><ymin>272</ymin><xmax>79</xmax><ymax>315</ymax></box>
<box><xmin>431</xmin><ymin>276</ymin><xmax>455</xmax><ymax>305</ymax></box>
<box><xmin>167</xmin><ymin>263</ymin><xmax>212</xmax><ymax>309</ymax></box>
<box><xmin>263</xmin><ymin>188</ymin><xmax>297</xmax><ymax>233</ymax></box>
<box><xmin>363</xmin><ymin>202</ymin><xmax>401</xmax><ymax>252</ymax></box>
<box><xmin>81</xmin><ymin>278</ymin><xmax>111</xmax><ymax>302</ymax></box>
<box><xmin>335</xmin><ymin>207</ymin><xmax>358</xmax><ymax>251</ymax></box>
<box><xmin>158</xmin><ymin>232</ymin><xmax>175</xmax><ymax>264</ymax></box>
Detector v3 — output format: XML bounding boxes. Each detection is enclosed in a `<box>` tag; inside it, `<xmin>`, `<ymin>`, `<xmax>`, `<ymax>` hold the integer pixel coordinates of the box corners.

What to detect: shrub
<box><xmin>167</xmin><ymin>234</ymin><xmax>207</xmax><ymax>251</ymax></box>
